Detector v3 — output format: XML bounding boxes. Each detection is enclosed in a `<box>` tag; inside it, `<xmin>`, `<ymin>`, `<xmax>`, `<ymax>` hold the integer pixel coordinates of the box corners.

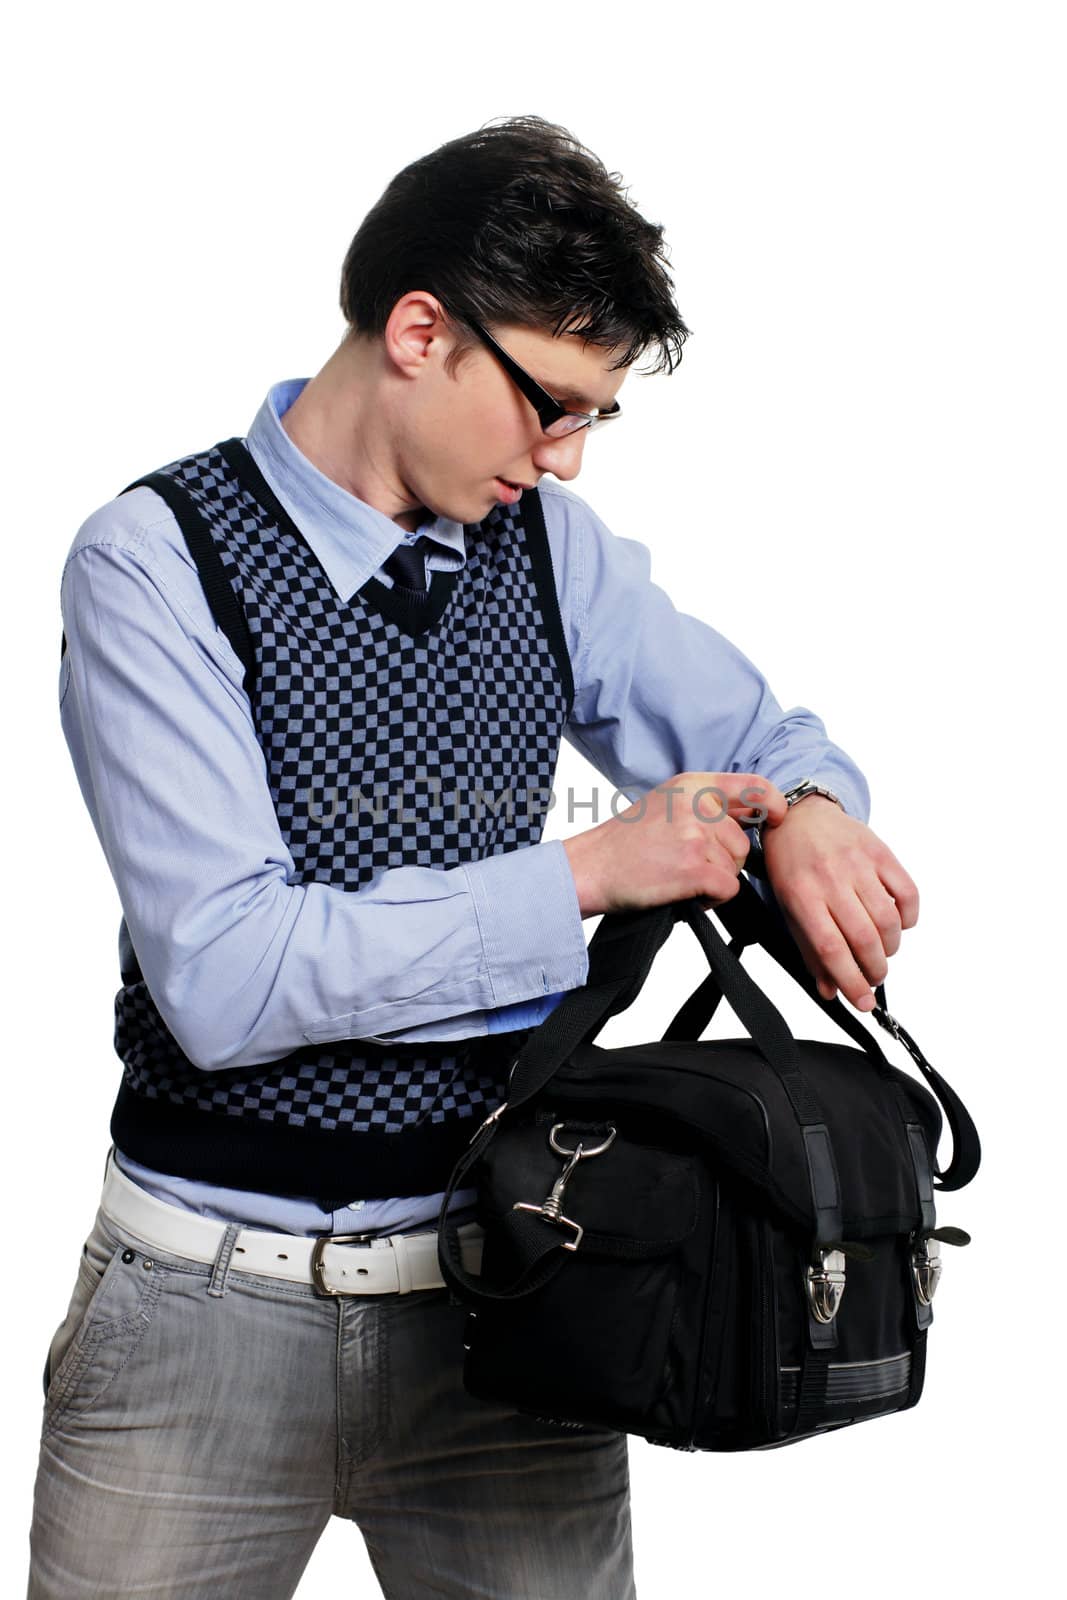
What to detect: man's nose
<box><xmin>531</xmin><ymin>428</ymin><xmax>588</xmax><ymax>482</ymax></box>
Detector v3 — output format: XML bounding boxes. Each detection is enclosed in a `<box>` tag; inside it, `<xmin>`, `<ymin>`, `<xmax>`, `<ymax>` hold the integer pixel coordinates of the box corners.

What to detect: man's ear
<box><xmin>383</xmin><ymin>291</ymin><xmax>462</xmax><ymax>383</ymax></box>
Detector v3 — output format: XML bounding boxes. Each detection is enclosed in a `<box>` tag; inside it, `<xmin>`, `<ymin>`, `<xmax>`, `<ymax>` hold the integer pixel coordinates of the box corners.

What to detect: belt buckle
<box><xmin>310</xmin><ymin>1231</ymin><xmax>380</xmax><ymax>1297</ymax></box>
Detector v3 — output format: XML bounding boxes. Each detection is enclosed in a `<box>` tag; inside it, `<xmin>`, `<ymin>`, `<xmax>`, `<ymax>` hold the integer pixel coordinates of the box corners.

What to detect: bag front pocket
<box><xmin>463</xmin><ymin>1118</ymin><xmax>703</xmax><ymax>1430</ymax></box>
<box><xmin>465</xmin><ymin>1243</ymin><xmax>686</xmax><ymax>1425</ymax></box>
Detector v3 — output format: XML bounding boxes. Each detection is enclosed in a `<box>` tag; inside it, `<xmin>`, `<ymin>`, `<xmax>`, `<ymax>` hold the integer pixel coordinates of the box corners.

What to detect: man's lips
<box><xmin>495</xmin><ymin>477</ymin><xmax>535</xmax><ymax>504</ymax></box>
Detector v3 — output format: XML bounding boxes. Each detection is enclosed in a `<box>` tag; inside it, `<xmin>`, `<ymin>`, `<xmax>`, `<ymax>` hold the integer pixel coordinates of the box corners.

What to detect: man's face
<box><xmin>398</xmin><ymin>320</ymin><xmax>630</xmax><ymax>527</ymax></box>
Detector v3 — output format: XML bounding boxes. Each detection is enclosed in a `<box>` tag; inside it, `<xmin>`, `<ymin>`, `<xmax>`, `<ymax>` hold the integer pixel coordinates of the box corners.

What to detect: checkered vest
<box><xmin>108</xmin><ymin>437</ymin><xmax>574</xmax><ymax>1204</ymax></box>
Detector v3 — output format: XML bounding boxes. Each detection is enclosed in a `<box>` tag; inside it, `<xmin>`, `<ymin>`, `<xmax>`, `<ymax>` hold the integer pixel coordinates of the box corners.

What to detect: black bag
<box><xmin>437</xmin><ymin>856</ymin><xmax>980</xmax><ymax>1451</ymax></box>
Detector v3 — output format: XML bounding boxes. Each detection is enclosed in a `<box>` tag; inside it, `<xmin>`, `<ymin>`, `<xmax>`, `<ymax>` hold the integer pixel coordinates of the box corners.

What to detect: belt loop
<box><xmin>207</xmin><ymin>1223</ymin><xmax>243</xmax><ymax>1299</ymax></box>
<box><xmin>392</xmin><ymin>1233</ymin><xmax>413</xmax><ymax>1295</ymax></box>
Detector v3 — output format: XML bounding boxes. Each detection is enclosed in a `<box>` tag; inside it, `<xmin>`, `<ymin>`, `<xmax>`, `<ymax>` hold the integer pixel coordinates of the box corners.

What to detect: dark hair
<box><xmin>339</xmin><ymin>115</ymin><xmax>691</xmax><ymax>378</ymax></box>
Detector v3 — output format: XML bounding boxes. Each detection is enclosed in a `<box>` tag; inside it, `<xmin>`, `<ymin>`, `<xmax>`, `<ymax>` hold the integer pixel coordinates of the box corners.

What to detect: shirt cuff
<box><xmin>464</xmin><ymin>837</ymin><xmax>589</xmax><ymax>1010</ymax></box>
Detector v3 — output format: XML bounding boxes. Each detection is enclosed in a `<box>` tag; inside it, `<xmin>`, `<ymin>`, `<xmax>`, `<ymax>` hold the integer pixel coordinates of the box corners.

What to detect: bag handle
<box><xmin>506</xmin><ymin>896</ymin><xmax>819</xmax><ymax>1126</ymax></box>
<box><xmin>669</xmin><ymin>848</ymin><xmax>981</xmax><ymax>1191</ymax></box>
<box><xmin>666</xmin><ymin>854</ymin><xmax>896</xmax><ymax>1070</ymax></box>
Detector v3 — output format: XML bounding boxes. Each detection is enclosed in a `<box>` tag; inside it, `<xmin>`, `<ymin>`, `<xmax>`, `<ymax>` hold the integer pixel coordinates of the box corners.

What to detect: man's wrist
<box><xmin>786</xmin><ymin>792</ymin><xmax>844</xmax><ymax>816</ymax></box>
<box><xmin>756</xmin><ymin>779</ymin><xmax>845</xmax><ymax>849</ymax></box>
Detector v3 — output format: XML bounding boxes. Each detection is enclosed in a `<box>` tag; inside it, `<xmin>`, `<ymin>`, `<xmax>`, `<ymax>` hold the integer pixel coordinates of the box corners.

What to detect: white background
<box><xmin>4</xmin><ymin>1</ymin><xmax>1063</xmax><ymax>1593</ymax></box>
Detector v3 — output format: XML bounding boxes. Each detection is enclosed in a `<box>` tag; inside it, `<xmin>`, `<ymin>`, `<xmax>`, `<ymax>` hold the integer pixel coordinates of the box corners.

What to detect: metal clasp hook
<box><xmin>911</xmin><ymin>1233</ymin><xmax>942</xmax><ymax>1305</ymax></box>
<box><xmin>806</xmin><ymin>1247</ymin><xmax>847</xmax><ymax>1324</ymax></box>
<box><xmin>512</xmin><ymin>1123</ymin><xmax>617</xmax><ymax>1252</ymax></box>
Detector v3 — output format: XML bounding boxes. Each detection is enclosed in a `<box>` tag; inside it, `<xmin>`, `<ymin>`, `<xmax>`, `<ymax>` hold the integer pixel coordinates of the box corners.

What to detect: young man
<box><xmin>28</xmin><ymin>116</ymin><xmax>917</xmax><ymax>1597</ymax></box>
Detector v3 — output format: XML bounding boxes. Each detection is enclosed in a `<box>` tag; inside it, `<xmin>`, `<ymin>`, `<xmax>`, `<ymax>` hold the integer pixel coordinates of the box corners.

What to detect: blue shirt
<box><xmin>60</xmin><ymin>377</ymin><xmax>870</xmax><ymax>1235</ymax></box>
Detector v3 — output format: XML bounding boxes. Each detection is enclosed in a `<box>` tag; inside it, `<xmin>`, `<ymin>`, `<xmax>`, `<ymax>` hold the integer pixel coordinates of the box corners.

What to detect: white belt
<box><xmin>99</xmin><ymin>1151</ymin><xmax>484</xmax><ymax>1296</ymax></box>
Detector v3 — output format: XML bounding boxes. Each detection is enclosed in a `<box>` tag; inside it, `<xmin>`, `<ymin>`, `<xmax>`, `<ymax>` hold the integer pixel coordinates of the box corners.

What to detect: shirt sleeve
<box><xmin>553</xmin><ymin>488</ymin><xmax>871</xmax><ymax>901</ymax></box>
<box><xmin>58</xmin><ymin>510</ymin><xmax>589</xmax><ymax>1073</ymax></box>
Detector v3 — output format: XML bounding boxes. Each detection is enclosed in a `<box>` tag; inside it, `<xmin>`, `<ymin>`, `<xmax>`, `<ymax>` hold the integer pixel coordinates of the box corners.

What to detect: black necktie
<box><xmin>383</xmin><ymin>534</ymin><xmax>433</xmax><ymax>594</ymax></box>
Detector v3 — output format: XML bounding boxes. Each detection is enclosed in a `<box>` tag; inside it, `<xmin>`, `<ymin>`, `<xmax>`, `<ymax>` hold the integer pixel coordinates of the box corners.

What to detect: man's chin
<box><xmin>447</xmin><ymin>487</ymin><xmax>501</xmax><ymax>524</ymax></box>
<box><xmin>416</xmin><ymin>481</ymin><xmax>505</xmax><ymax>527</ymax></box>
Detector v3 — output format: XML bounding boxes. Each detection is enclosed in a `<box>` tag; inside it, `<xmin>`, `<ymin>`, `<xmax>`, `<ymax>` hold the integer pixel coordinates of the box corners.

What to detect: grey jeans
<box><xmin>26</xmin><ymin>1206</ymin><xmax>637</xmax><ymax>1599</ymax></box>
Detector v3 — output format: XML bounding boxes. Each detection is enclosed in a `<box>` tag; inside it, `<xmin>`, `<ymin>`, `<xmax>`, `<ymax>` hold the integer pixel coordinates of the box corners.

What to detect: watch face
<box><xmin>785</xmin><ymin>779</ymin><xmax>815</xmax><ymax>804</ymax></box>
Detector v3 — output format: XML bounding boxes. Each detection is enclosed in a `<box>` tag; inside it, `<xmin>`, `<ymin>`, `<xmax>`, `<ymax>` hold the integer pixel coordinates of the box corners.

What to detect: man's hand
<box><xmin>759</xmin><ymin>796</ymin><xmax>919</xmax><ymax>1012</ymax></box>
<box><xmin>562</xmin><ymin>771</ymin><xmax>789</xmax><ymax>917</ymax></box>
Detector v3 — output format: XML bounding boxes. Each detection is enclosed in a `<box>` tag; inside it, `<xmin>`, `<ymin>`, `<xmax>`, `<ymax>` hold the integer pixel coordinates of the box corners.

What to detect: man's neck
<box><xmin>280</xmin><ymin>343</ymin><xmax>427</xmax><ymax>533</ymax></box>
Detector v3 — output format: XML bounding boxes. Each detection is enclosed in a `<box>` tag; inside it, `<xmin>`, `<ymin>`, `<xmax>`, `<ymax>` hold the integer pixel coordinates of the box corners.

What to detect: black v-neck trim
<box><xmin>217</xmin><ymin>435</ymin><xmax>463</xmax><ymax>639</ymax></box>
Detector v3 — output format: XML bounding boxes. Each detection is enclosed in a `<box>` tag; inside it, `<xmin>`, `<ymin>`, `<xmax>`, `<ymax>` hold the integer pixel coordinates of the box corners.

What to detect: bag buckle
<box><xmin>467</xmin><ymin>1101</ymin><xmax>509</xmax><ymax>1147</ymax></box>
<box><xmin>806</xmin><ymin>1247</ymin><xmax>847</xmax><ymax>1323</ymax></box>
<box><xmin>911</xmin><ymin>1233</ymin><xmax>942</xmax><ymax>1305</ymax></box>
<box><xmin>512</xmin><ymin>1123</ymin><xmax>617</xmax><ymax>1253</ymax></box>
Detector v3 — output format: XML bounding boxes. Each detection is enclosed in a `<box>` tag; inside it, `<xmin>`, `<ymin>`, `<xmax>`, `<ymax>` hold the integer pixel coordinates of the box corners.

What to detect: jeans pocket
<box><xmin>42</xmin><ymin>1212</ymin><xmax>169</xmax><ymax>1433</ymax></box>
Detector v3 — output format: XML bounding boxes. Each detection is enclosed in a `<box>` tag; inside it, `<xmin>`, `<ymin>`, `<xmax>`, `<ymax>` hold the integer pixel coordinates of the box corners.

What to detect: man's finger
<box><xmin>781</xmin><ymin>898</ymin><xmax>878</xmax><ymax>1012</ymax></box>
<box><xmin>688</xmin><ymin>775</ymin><xmax>787</xmax><ymax>828</ymax></box>
<box><xmin>876</xmin><ymin>854</ymin><xmax>920</xmax><ymax>929</ymax></box>
<box><xmin>825</xmin><ymin>888</ymin><xmax>894</xmax><ymax>992</ymax></box>
<box><xmin>854</xmin><ymin>874</ymin><xmax>904</xmax><ymax>961</ymax></box>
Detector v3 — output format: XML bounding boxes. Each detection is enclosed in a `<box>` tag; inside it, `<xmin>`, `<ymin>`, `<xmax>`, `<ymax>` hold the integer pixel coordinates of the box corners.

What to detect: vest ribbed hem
<box><xmin>110</xmin><ymin>1026</ymin><xmax>530</xmax><ymax>1204</ymax></box>
<box><xmin>110</xmin><ymin>1075</ymin><xmax>507</xmax><ymax>1207</ymax></box>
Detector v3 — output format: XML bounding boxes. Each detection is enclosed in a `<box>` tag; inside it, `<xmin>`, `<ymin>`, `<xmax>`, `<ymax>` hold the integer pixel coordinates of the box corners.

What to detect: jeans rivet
<box><xmin>142</xmin><ymin>1259</ymin><xmax>154</xmax><ymax>1271</ymax></box>
<box><xmin>121</xmin><ymin>1249</ymin><xmax>135</xmax><ymax>1264</ymax></box>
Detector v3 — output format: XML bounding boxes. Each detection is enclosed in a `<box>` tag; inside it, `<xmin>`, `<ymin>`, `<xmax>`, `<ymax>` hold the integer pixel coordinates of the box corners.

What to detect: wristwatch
<box><xmin>755</xmin><ymin>776</ymin><xmax>844</xmax><ymax>850</ymax></box>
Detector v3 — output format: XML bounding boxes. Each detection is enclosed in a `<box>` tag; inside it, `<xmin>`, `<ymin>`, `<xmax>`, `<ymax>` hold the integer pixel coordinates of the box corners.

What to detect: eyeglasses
<box><xmin>464</xmin><ymin>317</ymin><xmax>623</xmax><ymax>438</ymax></box>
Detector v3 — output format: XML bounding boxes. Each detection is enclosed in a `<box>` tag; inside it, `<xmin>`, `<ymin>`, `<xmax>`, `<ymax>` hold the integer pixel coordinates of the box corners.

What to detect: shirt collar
<box><xmin>243</xmin><ymin>378</ymin><xmax>467</xmax><ymax>603</ymax></box>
